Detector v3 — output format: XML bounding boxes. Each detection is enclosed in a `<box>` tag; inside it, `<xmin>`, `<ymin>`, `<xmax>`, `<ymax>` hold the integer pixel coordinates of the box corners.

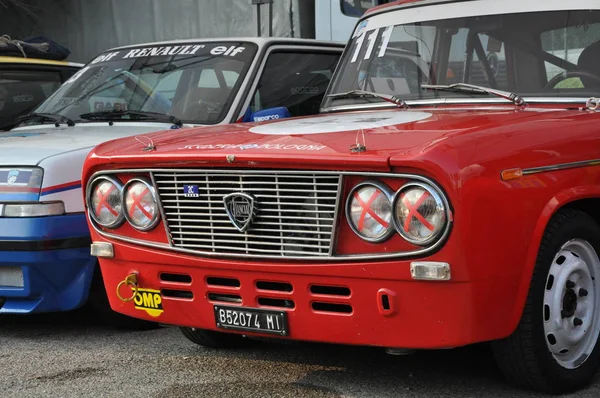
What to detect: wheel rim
<box><xmin>543</xmin><ymin>238</ymin><xmax>600</xmax><ymax>369</ymax></box>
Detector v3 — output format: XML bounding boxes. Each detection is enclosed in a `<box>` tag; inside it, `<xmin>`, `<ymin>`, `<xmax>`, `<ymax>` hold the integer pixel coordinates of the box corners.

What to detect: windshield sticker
<box><xmin>178</xmin><ymin>143</ymin><xmax>327</xmax><ymax>151</ymax></box>
<box><xmin>88</xmin><ymin>43</ymin><xmax>250</xmax><ymax>65</ymax></box>
<box><xmin>248</xmin><ymin>111</ymin><xmax>432</xmax><ymax>135</ymax></box>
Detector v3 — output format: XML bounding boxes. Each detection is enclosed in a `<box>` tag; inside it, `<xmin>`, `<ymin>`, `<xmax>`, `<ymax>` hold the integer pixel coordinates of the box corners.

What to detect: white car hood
<box><xmin>0</xmin><ymin>122</ymin><xmax>188</xmax><ymax>166</ymax></box>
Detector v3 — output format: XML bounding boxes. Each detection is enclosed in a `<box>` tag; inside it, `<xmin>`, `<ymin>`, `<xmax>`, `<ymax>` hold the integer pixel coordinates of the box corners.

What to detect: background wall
<box><xmin>0</xmin><ymin>0</ymin><xmax>315</xmax><ymax>63</ymax></box>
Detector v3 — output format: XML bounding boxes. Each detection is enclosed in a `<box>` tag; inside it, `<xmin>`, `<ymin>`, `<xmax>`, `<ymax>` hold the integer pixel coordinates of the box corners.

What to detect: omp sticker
<box><xmin>248</xmin><ymin>111</ymin><xmax>432</xmax><ymax>135</ymax></box>
<box><xmin>133</xmin><ymin>288</ymin><xmax>163</xmax><ymax>317</ymax></box>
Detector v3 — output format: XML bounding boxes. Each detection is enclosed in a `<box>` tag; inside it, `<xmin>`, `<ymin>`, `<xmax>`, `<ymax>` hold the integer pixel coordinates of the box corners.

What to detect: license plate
<box><xmin>214</xmin><ymin>305</ymin><xmax>288</xmax><ymax>336</ymax></box>
<box><xmin>0</xmin><ymin>266</ymin><xmax>24</xmax><ymax>288</ymax></box>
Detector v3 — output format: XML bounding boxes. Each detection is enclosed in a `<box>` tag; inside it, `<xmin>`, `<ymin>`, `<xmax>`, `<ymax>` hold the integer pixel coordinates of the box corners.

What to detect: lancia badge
<box><xmin>223</xmin><ymin>192</ymin><xmax>256</xmax><ymax>232</ymax></box>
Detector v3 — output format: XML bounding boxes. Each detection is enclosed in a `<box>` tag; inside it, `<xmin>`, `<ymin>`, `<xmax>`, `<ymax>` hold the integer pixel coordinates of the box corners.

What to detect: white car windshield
<box><xmin>323</xmin><ymin>4</ymin><xmax>600</xmax><ymax>109</ymax></box>
<box><xmin>32</xmin><ymin>41</ymin><xmax>257</xmax><ymax>125</ymax></box>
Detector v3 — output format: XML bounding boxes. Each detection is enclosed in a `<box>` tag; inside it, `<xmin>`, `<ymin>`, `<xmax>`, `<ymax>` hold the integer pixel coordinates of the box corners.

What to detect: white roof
<box><xmin>106</xmin><ymin>36</ymin><xmax>346</xmax><ymax>53</ymax></box>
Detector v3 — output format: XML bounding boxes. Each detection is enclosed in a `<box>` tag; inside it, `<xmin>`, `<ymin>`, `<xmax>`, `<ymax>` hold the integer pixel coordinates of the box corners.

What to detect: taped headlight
<box><xmin>393</xmin><ymin>182</ymin><xmax>447</xmax><ymax>246</ymax></box>
<box><xmin>346</xmin><ymin>181</ymin><xmax>394</xmax><ymax>242</ymax></box>
<box><xmin>123</xmin><ymin>178</ymin><xmax>159</xmax><ymax>231</ymax></box>
<box><xmin>87</xmin><ymin>176</ymin><xmax>124</xmax><ymax>228</ymax></box>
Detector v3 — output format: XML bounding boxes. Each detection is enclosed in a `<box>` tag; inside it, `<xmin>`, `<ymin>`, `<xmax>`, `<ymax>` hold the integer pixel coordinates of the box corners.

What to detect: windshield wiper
<box><xmin>79</xmin><ymin>110</ymin><xmax>183</xmax><ymax>127</ymax></box>
<box><xmin>18</xmin><ymin>112</ymin><xmax>76</xmax><ymax>127</ymax></box>
<box><xmin>327</xmin><ymin>89</ymin><xmax>408</xmax><ymax>108</ymax></box>
<box><xmin>421</xmin><ymin>83</ymin><xmax>526</xmax><ymax>106</ymax></box>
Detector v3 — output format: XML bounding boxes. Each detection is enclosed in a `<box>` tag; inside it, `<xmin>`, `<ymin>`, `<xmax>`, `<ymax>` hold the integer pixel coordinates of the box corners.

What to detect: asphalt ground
<box><xmin>1</xmin><ymin>308</ymin><xmax>599</xmax><ymax>398</ymax></box>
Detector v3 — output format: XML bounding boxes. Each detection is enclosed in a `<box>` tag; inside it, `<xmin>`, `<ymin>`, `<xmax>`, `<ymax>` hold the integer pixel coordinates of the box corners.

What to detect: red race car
<box><xmin>82</xmin><ymin>0</ymin><xmax>600</xmax><ymax>393</ymax></box>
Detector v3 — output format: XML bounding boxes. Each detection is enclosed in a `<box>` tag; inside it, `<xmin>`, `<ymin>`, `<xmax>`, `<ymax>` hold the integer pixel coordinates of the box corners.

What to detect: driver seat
<box><xmin>577</xmin><ymin>40</ymin><xmax>600</xmax><ymax>88</ymax></box>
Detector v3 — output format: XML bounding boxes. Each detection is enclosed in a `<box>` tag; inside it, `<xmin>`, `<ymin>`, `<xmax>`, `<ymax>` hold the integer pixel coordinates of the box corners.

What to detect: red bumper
<box><xmin>97</xmin><ymin>240</ymin><xmax>520</xmax><ymax>349</ymax></box>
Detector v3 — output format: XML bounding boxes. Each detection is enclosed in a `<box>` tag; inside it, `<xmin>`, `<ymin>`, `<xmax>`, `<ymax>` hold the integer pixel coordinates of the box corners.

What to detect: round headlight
<box><xmin>123</xmin><ymin>178</ymin><xmax>159</xmax><ymax>231</ymax></box>
<box><xmin>88</xmin><ymin>176</ymin><xmax>124</xmax><ymax>228</ymax></box>
<box><xmin>393</xmin><ymin>182</ymin><xmax>447</xmax><ymax>246</ymax></box>
<box><xmin>346</xmin><ymin>181</ymin><xmax>394</xmax><ymax>242</ymax></box>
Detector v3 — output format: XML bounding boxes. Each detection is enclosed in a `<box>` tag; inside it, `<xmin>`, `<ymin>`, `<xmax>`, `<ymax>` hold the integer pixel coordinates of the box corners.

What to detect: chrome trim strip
<box><xmin>522</xmin><ymin>159</ymin><xmax>600</xmax><ymax>176</ymax></box>
<box><xmin>328</xmin><ymin>175</ymin><xmax>344</xmax><ymax>256</ymax></box>
<box><xmin>150</xmin><ymin>171</ymin><xmax>174</xmax><ymax>247</ymax></box>
<box><xmin>321</xmin><ymin>97</ymin><xmax>595</xmax><ymax>114</ymax></box>
<box><xmin>86</xmin><ymin>169</ymin><xmax>454</xmax><ymax>262</ymax></box>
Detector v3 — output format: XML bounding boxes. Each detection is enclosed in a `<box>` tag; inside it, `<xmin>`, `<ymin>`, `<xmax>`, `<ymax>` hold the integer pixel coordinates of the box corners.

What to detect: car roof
<box><xmin>0</xmin><ymin>56</ymin><xmax>84</xmax><ymax>68</ymax></box>
<box><xmin>104</xmin><ymin>37</ymin><xmax>346</xmax><ymax>52</ymax></box>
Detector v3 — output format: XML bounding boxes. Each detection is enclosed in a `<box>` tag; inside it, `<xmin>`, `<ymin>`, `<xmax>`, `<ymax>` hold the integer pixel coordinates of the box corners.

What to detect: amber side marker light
<box><xmin>501</xmin><ymin>168</ymin><xmax>523</xmax><ymax>181</ymax></box>
<box><xmin>91</xmin><ymin>242</ymin><xmax>114</xmax><ymax>258</ymax></box>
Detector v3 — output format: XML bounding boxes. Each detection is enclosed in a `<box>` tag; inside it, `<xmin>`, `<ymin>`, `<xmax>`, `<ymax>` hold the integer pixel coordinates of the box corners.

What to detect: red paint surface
<box><xmin>82</xmin><ymin>103</ymin><xmax>600</xmax><ymax>349</ymax></box>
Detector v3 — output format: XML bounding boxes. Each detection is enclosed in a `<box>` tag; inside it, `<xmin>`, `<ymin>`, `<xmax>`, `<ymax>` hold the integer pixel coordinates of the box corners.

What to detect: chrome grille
<box><xmin>152</xmin><ymin>170</ymin><xmax>342</xmax><ymax>258</ymax></box>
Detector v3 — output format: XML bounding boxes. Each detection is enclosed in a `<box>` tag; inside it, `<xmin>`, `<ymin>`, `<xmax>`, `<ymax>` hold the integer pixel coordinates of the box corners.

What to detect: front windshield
<box><xmin>323</xmin><ymin>7</ymin><xmax>600</xmax><ymax>109</ymax></box>
<box><xmin>32</xmin><ymin>41</ymin><xmax>257</xmax><ymax>125</ymax></box>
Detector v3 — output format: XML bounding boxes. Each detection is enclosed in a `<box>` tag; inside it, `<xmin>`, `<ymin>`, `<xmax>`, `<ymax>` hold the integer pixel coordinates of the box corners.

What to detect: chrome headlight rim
<box><xmin>392</xmin><ymin>181</ymin><xmax>449</xmax><ymax>247</ymax></box>
<box><xmin>345</xmin><ymin>180</ymin><xmax>395</xmax><ymax>243</ymax></box>
<box><xmin>122</xmin><ymin>177</ymin><xmax>160</xmax><ymax>232</ymax></box>
<box><xmin>86</xmin><ymin>175</ymin><xmax>125</xmax><ymax>229</ymax></box>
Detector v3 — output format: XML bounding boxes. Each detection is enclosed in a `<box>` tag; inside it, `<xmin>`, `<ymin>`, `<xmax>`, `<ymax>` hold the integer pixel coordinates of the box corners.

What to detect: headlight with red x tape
<box><xmin>392</xmin><ymin>182</ymin><xmax>447</xmax><ymax>246</ymax></box>
<box><xmin>123</xmin><ymin>178</ymin><xmax>159</xmax><ymax>231</ymax></box>
<box><xmin>346</xmin><ymin>179</ymin><xmax>448</xmax><ymax>246</ymax></box>
<box><xmin>88</xmin><ymin>175</ymin><xmax>125</xmax><ymax>228</ymax></box>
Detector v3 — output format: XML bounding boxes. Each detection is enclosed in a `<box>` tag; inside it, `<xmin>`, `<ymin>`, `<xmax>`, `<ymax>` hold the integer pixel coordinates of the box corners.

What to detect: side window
<box><xmin>541</xmin><ymin>24</ymin><xmax>600</xmax><ymax>88</ymax></box>
<box><xmin>250</xmin><ymin>51</ymin><xmax>340</xmax><ymax>117</ymax></box>
<box><xmin>0</xmin><ymin>69</ymin><xmax>62</xmax><ymax>130</ymax></box>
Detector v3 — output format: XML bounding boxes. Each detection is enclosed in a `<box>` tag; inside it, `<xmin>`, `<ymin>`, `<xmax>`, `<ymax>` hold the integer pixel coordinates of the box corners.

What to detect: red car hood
<box><xmin>91</xmin><ymin>107</ymin><xmax>572</xmax><ymax>172</ymax></box>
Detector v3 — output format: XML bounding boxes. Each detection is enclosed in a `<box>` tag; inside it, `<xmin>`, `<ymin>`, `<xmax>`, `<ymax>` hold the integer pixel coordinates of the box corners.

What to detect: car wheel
<box><xmin>88</xmin><ymin>265</ymin><xmax>160</xmax><ymax>331</ymax></box>
<box><xmin>180</xmin><ymin>327</ymin><xmax>251</xmax><ymax>348</ymax></box>
<box><xmin>492</xmin><ymin>209</ymin><xmax>600</xmax><ymax>393</ymax></box>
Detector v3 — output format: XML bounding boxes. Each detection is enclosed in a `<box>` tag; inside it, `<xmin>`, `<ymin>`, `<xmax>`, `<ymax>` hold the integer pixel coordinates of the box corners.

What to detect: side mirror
<box><xmin>250</xmin><ymin>107</ymin><xmax>291</xmax><ymax>122</ymax></box>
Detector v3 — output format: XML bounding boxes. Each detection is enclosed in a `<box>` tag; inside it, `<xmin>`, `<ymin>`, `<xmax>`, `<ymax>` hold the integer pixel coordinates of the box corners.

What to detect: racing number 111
<box><xmin>351</xmin><ymin>26</ymin><xmax>393</xmax><ymax>63</ymax></box>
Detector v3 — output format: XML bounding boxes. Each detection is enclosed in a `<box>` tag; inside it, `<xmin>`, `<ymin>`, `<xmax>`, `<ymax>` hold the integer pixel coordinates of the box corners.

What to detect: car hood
<box><xmin>0</xmin><ymin>122</ymin><xmax>192</xmax><ymax>166</ymax></box>
<box><xmin>90</xmin><ymin>107</ymin><xmax>575</xmax><ymax>172</ymax></box>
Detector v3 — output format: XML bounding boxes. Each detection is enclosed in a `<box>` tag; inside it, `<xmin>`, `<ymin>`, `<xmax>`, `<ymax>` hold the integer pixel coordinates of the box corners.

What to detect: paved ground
<box><xmin>1</xmin><ymin>309</ymin><xmax>599</xmax><ymax>398</ymax></box>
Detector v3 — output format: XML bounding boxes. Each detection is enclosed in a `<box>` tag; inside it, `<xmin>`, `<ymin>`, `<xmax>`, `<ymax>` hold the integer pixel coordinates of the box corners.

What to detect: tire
<box><xmin>491</xmin><ymin>209</ymin><xmax>600</xmax><ymax>394</ymax></box>
<box><xmin>180</xmin><ymin>327</ymin><xmax>251</xmax><ymax>348</ymax></box>
<box><xmin>87</xmin><ymin>265</ymin><xmax>160</xmax><ymax>331</ymax></box>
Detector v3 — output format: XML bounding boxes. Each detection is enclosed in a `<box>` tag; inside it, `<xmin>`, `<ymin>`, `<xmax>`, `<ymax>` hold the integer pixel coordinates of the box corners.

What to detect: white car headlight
<box><xmin>392</xmin><ymin>182</ymin><xmax>447</xmax><ymax>246</ymax></box>
<box><xmin>87</xmin><ymin>176</ymin><xmax>124</xmax><ymax>228</ymax></box>
<box><xmin>0</xmin><ymin>202</ymin><xmax>65</xmax><ymax>217</ymax></box>
<box><xmin>123</xmin><ymin>178</ymin><xmax>159</xmax><ymax>231</ymax></box>
<box><xmin>346</xmin><ymin>181</ymin><xmax>394</xmax><ymax>242</ymax></box>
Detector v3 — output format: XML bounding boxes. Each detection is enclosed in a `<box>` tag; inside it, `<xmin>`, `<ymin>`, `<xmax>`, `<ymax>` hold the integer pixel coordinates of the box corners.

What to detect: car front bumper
<box><xmin>0</xmin><ymin>214</ymin><xmax>96</xmax><ymax>313</ymax></box>
<box><xmin>95</xmin><ymin>239</ymin><xmax>522</xmax><ymax>349</ymax></box>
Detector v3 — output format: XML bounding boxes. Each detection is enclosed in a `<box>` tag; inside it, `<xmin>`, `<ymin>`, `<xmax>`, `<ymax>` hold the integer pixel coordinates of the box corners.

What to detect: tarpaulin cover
<box><xmin>0</xmin><ymin>35</ymin><xmax>71</xmax><ymax>60</ymax></box>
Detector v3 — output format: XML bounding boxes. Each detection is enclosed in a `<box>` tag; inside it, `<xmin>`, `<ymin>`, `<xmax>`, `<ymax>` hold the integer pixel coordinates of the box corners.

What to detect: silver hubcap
<box><xmin>543</xmin><ymin>238</ymin><xmax>600</xmax><ymax>369</ymax></box>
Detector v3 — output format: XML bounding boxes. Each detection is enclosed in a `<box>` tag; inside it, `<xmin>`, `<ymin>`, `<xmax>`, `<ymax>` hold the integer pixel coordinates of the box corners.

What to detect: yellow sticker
<box><xmin>133</xmin><ymin>288</ymin><xmax>163</xmax><ymax>317</ymax></box>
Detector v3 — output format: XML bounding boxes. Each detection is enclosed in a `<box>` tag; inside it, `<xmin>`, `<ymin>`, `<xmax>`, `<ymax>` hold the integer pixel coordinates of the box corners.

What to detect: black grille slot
<box><xmin>161</xmin><ymin>289</ymin><xmax>193</xmax><ymax>299</ymax></box>
<box><xmin>256</xmin><ymin>281</ymin><xmax>293</xmax><ymax>292</ymax></box>
<box><xmin>160</xmin><ymin>273</ymin><xmax>192</xmax><ymax>283</ymax></box>
<box><xmin>207</xmin><ymin>292</ymin><xmax>242</xmax><ymax>303</ymax></box>
<box><xmin>206</xmin><ymin>277</ymin><xmax>240</xmax><ymax>287</ymax></box>
<box><xmin>310</xmin><ymin>285</ymin><xmax>351</xmax><ymax>297</ymax></box>
<box><xmin>311</xmin><ymin>302</ymin><xmax>352</xmax><ymax>314</ymax></box>
<box><xmin>257</xmin><ymin>297</ymin><xmax>295</xmax><ymax>308</ymax></box>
